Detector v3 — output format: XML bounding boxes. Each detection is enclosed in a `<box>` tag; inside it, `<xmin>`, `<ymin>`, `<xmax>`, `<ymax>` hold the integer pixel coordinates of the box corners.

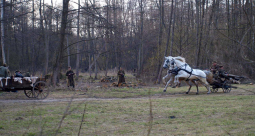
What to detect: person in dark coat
<box><xmin>15</xmin><ymin>70</ymin><xmax>23</xmax><ymax>78</ymax></box>
<box><xmin>66</xmin><ymin>66</ymin><xmax>75</xmax><ymax>88</ymax></box>
<box><xmin>210</xmin><ymin>61</ymin><xmax>223</xmax><ymax>79</ymax></box>
<box><xmin>0</xmin><ymin>63</ymin><xmax>10</xmax><ymax>78</ymax></box>
<box><xmin>117</xmin><ymin>67</ymin><xmax>125</xmax><ymax>86</ymax></box>
<box><xmin>210</xmin><ymin>61</ymin><xmax>221</xmax><ymax>74</ymax></box>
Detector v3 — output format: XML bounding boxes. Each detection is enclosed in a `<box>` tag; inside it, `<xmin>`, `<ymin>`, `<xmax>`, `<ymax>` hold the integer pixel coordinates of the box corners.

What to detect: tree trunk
<box><xmin>195</xmin><ymin>0</ymin><xmax>200</xmax><ymax>67</ymax></box>
<box><xmin>137</xmin><ymin>0</ymin><xmax>144</xmax><ymax>77</ymax></box>
<box><xmin>43</xmin><ymin>0</ymin><xmax>49</xmax><ymax>75</ymax></box>
<box><xmin>75</xmin><ymin>0</ymin><xmax>80</xmax><ymax>77</ymax></box>
<box><xmin>170</xmin><ymin>0</ymin><xmax>176</xmax><ymax>56</ymax></box>
<box><xmin>157</xmin><ymin>0</ymin><xmax>174</xmax><ymax>84</ymax></box>
<box><xmin>1</xmin><ymin>0</ymin><xmax>6</xmax><ymax>64</ymax></box>
<box><xmin>156</xmin><ymin>0</ymin><xmax>165</xmax><ymax>84</ymax></box>
<box><xmin>66</xmin><ymin>35</ymin><xmax>70</xmax><ymax>67</ymax></box>
<box><xmin>52</xmin><ymin>0</ymin><xmax>70</xmax><ymax>86</ymax></box>
<box><xmin>92</xmin><ymin>0</ymin><xmax>98</xmax><ymax>79</ymax></box>
<box><xmin>113</xmin><ymin>0</ymin><xmax>119</xmax><ymax>68</ymax></box>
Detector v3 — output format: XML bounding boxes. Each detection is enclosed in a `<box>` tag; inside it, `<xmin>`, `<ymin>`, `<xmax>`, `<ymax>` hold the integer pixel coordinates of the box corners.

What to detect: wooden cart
<box><xmin>210</xmin><ymin>74</ymin><xmax>243</xmax><ymax>93</ymax></box>
<box><xmin>0</xmin><ymin>77</ymin><xmax>49</xmax><ymax>99</ymax></box>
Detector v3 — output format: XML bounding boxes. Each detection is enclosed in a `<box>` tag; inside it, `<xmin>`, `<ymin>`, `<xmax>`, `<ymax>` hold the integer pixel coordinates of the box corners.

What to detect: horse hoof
<box><xmin>163</xmin><ymin>90</ymin><xmax>166</xmax><ymax>92</ymax></box>
<box><xmin>207</xmin><ymin>92</ymin><xmax>211</xmax><ymax>94</ymax></box>
<box><xmin>186</xmin><ymin>92</ymin><xmax>189</xmax><ymax>94</ymax></box>
<box><xmin>196</xmin><ymin>93</ymin><xmax>199</xmax><ymax>95</ymax></box>
<box><xmin>172</xmin><ymin>86</ymin><xmax>176</xmax><ymax>88</ymax></box>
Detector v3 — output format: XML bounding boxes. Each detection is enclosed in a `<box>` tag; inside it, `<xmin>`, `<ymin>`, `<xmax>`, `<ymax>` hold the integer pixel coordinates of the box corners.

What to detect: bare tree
<box><xmin>52</xmin><ymin>0</ymin><xmax>70</xmax><ymax>86</ymax></box>
<box><xmin>76</xmin><ymin>0</ymin><xmax>80</xmax><ymax>77</ymax></box>
<box><xmin>156</xmin><ymin>0</ymin><xmax>165</xmax><ymax>84</ymax></box>
<box><xmin>157</xmin><ymin>0</ymin><xmax>174</xmax><ymax>84</ymax></box>
<box><xmin>1</xmin><ymin>0</ymin><xmax>6</xmax><ymax>64</ymax></box>
<box><xmin>137</xmin><ymin>0</ymin><xmax>144</xmax><ymax>77</ymax></box>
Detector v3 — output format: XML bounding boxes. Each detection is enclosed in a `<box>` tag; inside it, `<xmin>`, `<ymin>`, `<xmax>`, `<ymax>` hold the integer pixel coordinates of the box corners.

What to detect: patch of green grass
<box><xmin>0</xmin><ymin>84</ymin><xmax>255</xmax><ymax>135</ymax></box>
<box><xmin>0</xmin><ymin>93</ymin><xmax>255</xmax><ymax>135</ymax></box>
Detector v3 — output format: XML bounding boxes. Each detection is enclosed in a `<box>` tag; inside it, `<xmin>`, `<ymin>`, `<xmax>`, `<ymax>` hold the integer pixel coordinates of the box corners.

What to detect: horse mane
<box><xmin>174</xmin><ymin>56</ymin><xmax>186</xmax><ymax>63</ymax></box>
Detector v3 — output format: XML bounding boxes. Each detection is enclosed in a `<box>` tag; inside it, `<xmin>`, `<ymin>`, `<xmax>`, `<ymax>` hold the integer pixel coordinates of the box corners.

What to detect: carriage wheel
<box><xmin>210</xmin><ymin>87</ymin><xmax>218</xmax><ymax>93</ymax></box>
<box><xmin>222</xmin><ymin>82</ymin><xmax>231</xmax><ymax>93</ymax></box>
<box><xmin>33</xmin><ymin>81</ymin><xmax>49</xmax><ymax>99</ymax></box>
<box><xmin>24</xmin><ymin>90</ymin><xmax>36</xmax><ymax>98</ymax></box>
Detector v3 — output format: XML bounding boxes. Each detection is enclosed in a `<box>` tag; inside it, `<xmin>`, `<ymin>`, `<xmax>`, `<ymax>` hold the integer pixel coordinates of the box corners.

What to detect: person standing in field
<box><xmin>66</xmin><ymin>66</ymin><xmax>75</xmax><ymax>88</ymax></box>
<box><xmin>117</xmin><ymin>67</ymin><xmax>125</xmax><ymax>86</ymax></box>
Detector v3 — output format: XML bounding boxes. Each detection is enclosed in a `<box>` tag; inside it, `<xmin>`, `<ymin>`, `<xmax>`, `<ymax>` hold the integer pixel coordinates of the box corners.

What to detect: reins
<box><xmin>169</xmin><ymin>58</ymin><xmax>206</xmax><ymax>79</ymax></box>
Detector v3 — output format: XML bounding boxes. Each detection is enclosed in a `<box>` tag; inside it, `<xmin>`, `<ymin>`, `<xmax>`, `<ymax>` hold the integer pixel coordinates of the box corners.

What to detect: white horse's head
<box><xmin>163</xmin><ymin>56</ymin><xmax>174</xmax><ymax>69</ymax></box>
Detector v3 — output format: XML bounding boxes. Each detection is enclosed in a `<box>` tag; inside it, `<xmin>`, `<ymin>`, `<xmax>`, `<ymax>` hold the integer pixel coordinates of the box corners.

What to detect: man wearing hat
<box><xmin>210</xmin><ymin>61</ymin><xmax>224</xmax><ymax>80</ymax></box>
<box><xmin>210</xmin><ymin>61</ymin><xmax>221</xmax><ymax>74</ymax></box>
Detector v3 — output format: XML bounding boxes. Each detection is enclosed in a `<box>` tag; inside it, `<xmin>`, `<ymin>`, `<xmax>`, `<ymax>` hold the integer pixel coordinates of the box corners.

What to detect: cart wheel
<box><xmin>24</xmin><ymin>90</ymin><xmax>36</xmax><ymax>98</ymax></box>
<box><xmin>211</xmin><ymin>87</ymin><xmax>218</xmax><ymax>93</ymax></box>
<box><xmin>222</xmin><ymin>82</ymin><xmax>231</xmax><ymax>93</ymax></box>
<box><xmin>33</xmin><ymin>81</ymin><xmax>49</xmax><ymax>99</ymax></box>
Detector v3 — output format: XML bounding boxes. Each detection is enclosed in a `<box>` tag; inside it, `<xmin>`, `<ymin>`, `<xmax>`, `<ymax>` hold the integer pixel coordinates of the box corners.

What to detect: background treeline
<box><xmin>0</xmin><ymin>0</ymin><xmax>254</xmax><ymax>83</ymax></box>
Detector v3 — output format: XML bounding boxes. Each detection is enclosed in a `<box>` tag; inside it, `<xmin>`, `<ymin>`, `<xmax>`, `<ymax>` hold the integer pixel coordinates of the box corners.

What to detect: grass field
<box><xmin>0</xmin><ymin>76</ymin><xmax>255</xmax><ymax>136</ymax></box>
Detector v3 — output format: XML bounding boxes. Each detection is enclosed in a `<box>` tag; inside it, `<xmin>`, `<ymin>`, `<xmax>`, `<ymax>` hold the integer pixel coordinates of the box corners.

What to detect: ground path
<box><xmin>0</xmin><ymin>85</ymin><xmax>254</xmax><ymax>104</ymax></box>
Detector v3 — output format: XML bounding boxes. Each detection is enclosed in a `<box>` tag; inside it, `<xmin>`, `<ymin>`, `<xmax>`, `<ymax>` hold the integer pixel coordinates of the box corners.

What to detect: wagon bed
<box><xmin>0</xmin><ymin>77</ymin><xmax>49</xmax><ymax>99</ymax></box>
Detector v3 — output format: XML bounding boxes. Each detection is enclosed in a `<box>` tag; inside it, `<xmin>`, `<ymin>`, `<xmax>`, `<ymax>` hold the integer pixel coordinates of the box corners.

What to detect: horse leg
<box><xmin>177</xmin><ymin>80</ymin><xmax>181</xmax><ymax>88</ymax></box>
<box><xmin>173</xmin><ymin>76</ymin><xmax>180</xmax><ymax>88</ymax></box>
<box><xmin>200</xmin><ymin>78</ymin><xmax>211</xmax><ymax>94</ymax></box>
<box><xmin>163</xmin><ymin>77</ymin><xmax>174</xmax><ymax>92</ymax></box>
<box><xmin>163</xmin><ymin>74</ymin><xmax>174</xmax><ymax>92</ymax></box>
<box><xmin>191</xmin><ymin>80</ymin><xmax>199</xmax><ymax>95</ymax></box>
<box><xmin>162</xmin><ymin>74</ymin><xmax>170</xmax><ymax>85</ymax></box>
<box><xmin>185</xmin><ymin>80</ymin><xmax>192</xmax><ymax>94</ymax></box>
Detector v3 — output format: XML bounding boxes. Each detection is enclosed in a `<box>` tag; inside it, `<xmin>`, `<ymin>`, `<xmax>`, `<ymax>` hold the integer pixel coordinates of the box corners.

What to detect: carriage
<box><xmin>162</xmin><ymin>56</ymin><xmax>246</xmax><ymax>94</ymax></box>
<box><xmin>210</xmin><ymin>74</ymin><xmax>243</xmax><ymax>93</ymax></box>
<box><xmin>0</xmin><ymin>76</ymin><xmax>50</xmax><ymax>99</ymax></box>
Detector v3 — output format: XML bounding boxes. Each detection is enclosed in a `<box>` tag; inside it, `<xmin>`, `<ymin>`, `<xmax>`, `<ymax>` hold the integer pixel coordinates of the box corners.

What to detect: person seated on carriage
<box><xmin>218</xmin><ymin>66</ymin><xmax>229</xmax><ymax>80</ymax></box>
<box><xmin>15</xmin><ymin>70</ymin><xmax>24</xmax><ymax>78</ymax></box>
<box><xmin>210</xmin><ymin>61</ymin><xmax>220</xmax><ymax>74</ymax></box>
<box><xmin>218</xmin><ymin>66</ymin><xmax>241</xmax><ymax>84</ymax></box>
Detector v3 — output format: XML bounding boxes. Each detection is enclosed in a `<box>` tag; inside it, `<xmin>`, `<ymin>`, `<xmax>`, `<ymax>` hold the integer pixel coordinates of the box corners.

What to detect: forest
<box><xmin>0</xmin><ymin>0</ymin><xmax>254</xmax><ymax>84</ymax></box>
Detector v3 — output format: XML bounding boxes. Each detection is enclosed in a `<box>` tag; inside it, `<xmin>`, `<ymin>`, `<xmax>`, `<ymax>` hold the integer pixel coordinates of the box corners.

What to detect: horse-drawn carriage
<box><xmin>209</xmin><ymin>73</ymin><xmax>243</xmax><ymax>93</ymax></box>
<box><xmin>0</xmin><ymin>76</ymin><xmax>49</xmax><ymax>99</ymax></box>
<box><xmin>162</xmin><ymin>56</ymin><xmax>244</xmax><ymax>94</ymax></box>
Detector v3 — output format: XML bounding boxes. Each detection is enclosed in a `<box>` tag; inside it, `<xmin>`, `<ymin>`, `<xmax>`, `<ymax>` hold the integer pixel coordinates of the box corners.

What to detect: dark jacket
<box><xmin>66</xmin><ymin>70</ymin><xmax>75</xmax><ymax>79</ymax></box>
<box><xmin>210</xmin><ymin>64</ymin><xmax>220</xmax><ymax>74</ymax></box>
<box><xmin>0</xmin><ymin>66</ymin><xmax>9</xmax><ymax>78</ymax></box>
<box><xmin>15</xmin><ymin>72</ymin><xmax>23</xmax><ymax>78</ymax></box>
<box><xmin>117</xmin><ymin>70</ymin><xmax>125</xmax><ymax>83</ymax></box>
<box><xmin>66</xmin><ymin>70</ymin><xmax>75</xmax><ymax>87</ymax></box>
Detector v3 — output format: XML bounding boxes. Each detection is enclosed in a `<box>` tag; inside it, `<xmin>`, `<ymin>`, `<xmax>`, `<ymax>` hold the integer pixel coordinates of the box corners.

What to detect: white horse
<box><xmin>162</xmin><ymin>56</ymin><xmax>199</xmax><ymax>94</ymax></box>
<box><xmin>163</xmin><ymin>56</ymin><xmax>211</xmax><ymax>94</ymax></box>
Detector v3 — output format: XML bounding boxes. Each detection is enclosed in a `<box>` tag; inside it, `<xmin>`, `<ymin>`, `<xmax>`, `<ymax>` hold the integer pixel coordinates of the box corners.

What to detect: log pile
<box><xmin>111</xmin><ymin>82</ymin><xmax>137</xmax><ymax>87</ymax></box>
<box><xmin>100</xmin><ymin>76</ymin><xmax>117</xmax><ymax>82</ymax></box>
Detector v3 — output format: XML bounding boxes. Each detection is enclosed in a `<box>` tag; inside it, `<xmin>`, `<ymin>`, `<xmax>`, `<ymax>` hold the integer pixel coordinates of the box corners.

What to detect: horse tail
<box><xmin>203</xmin><ymin>70</ymin><xmax>214</xmax><ymax>84</ymax></box>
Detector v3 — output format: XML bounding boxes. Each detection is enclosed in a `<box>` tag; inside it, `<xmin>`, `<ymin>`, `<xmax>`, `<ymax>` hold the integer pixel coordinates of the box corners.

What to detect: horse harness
<box><xmin>169</xmin><ymin>58</ymin><xmax>205</xmax><ymax>80</ymax></box>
